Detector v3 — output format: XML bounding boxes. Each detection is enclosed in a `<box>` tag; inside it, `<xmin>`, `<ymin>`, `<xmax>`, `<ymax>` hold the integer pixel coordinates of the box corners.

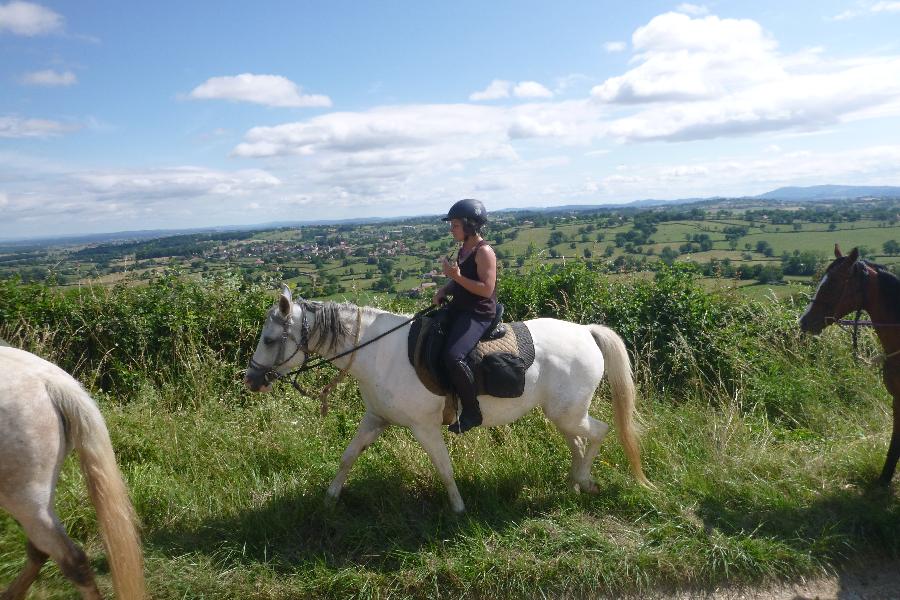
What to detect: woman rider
<box><xmin>432</xmin><ymin>199</ymin><xmax>497</xmax><ymax>434</ymax></box>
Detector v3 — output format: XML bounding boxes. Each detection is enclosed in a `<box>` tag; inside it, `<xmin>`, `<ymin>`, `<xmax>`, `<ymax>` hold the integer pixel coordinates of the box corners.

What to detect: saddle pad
<box><xmin>407</xmin><ymin>317</ymin><xmax>535</xmax><ymax>399</ymax></box>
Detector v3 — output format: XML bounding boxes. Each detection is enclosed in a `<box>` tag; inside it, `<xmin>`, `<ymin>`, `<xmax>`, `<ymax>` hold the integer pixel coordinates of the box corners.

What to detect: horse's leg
<box><xmin>1</xmin><ymin>541</ymin><xmax>48</xmax><ymax>600</ymax></box>
<box><xmin>561</xmin><ymin>435</ymin><xmax>586</xmax><ymax>492</ymax></box>
<box><xmin>409</xmin><ymin>425</ymin><xmax>465</xmax><ymax>513</ymax></box>
<box><xmin>878</xmin><ymin>390</ymin><xmax>900</xmax><ymax>486</ymax></box>
<box><xmin>12</xmin><ymin>506</ymin><xmax>101</xmax><ymax>599</ymax></box>
<box><xmin>326</xmin><ymin>412</ymin><xmax>388</xmax><ymax>500</ymax></box>
<box><xmin>553</xmin><ymin>414</ymin><xmax>610</xmax><ymax>495</ymax></box>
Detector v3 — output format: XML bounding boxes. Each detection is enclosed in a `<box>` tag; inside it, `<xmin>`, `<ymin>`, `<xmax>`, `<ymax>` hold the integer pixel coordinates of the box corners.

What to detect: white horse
<box><xmin>0</xmin><ymin>347</ymin><xmax>145</xmax><ymax>600</ymax></box>
<box><xmin>244</xmin><ymin>287</ymin><xmax>650</xmax><ymax>513</ymax></box>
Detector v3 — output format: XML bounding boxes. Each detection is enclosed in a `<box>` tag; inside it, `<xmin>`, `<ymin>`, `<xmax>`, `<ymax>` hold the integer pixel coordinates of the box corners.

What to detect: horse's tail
<box><xmin>48</xmin><ymin>378</ymin><xmax>146</xmax><ymax>599</ymax></box>
<box><xmin>589</xmin><ymin>325</ymin><xmax>651</xmax><ymax>487</ymax></box>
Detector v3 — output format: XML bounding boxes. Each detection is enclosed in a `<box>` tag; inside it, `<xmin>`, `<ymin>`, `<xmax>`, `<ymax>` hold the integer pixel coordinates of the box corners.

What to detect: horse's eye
<box><xmin>263</xmin><ymin>337</ymin><xmax>276</xmax><ymax>345</ymax></box>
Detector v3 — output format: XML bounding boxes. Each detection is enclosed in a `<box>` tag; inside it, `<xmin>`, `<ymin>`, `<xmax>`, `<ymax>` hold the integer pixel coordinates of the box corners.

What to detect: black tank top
<box><xmin>449</xmin><ymin>240</ymin><xmax>497</xmax><ymax>318</ymax></box>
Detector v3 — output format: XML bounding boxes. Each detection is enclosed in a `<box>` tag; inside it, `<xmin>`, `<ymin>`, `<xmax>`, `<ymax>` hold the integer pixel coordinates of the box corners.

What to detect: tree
<box><xmin>883</xmin><ymin>240</ymin><xmax>900</xmax><ymax>255</ymax></box>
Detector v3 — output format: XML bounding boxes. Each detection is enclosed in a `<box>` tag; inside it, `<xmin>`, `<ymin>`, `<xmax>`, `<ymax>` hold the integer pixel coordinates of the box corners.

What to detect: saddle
<box><xmin>407</xmin><ymin>304</ymin><xmax>536</xmax><ymax>423</ymax></box>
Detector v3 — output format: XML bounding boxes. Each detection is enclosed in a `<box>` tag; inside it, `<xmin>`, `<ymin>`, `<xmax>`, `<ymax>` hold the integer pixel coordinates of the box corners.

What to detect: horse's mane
<box><xmin>863</xmin><ymin>260</ymin><xmax>900</xmax><ymax>319</ymax></box>
<box><xmin>304</xmin><ymin>301</ymin><xmax>382</xmax><ymax>353</ymax></box>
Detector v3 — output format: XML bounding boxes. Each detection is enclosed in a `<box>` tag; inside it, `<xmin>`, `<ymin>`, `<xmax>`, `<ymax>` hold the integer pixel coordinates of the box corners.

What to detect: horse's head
<box><xmin>799</xmin><ymin>244</ymin><xmax>866</xmax><ymax>335</ymax></box>
<box><xmin>244</xmin><ymin>284</ymin><xmax>309</xmax><ymax>392</ymax></box>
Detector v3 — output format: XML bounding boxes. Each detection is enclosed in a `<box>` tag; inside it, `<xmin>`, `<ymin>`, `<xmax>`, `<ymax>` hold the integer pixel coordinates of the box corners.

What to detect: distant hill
<box><xmin>5</xmin><ymin>184</ymin><xmax>899</xmax><ymax>246</ymax></box>
<box><xmin>753</xmin><ymin>185</ymin><xmax>900</xmax><ymax>200</ymax></box>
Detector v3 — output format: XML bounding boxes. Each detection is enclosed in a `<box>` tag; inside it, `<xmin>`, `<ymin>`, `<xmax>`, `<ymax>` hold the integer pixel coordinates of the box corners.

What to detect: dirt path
<box><xmin>624</xmin><ymin>561</ymin><xmax>900</xmax><ymax>600</ymax></box>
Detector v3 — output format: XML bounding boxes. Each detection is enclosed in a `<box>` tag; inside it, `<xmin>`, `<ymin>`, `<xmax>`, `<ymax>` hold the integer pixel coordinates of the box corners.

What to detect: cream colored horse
<box><xmin>0</xmin><ymin>347</ymin><xmax>145</xmax><ymax>599</ymax></box>
<box><xmin>245</xmin><ymin>287</ymin><xmax>650</xmax><ymax>513</ymax></box>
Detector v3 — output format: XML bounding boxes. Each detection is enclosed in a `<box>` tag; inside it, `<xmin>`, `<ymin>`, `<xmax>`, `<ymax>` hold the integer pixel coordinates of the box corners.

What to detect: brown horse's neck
<box><xmin>863</xmin><ymin>269</ymin><xmax>900</xmax><ymax>360</ymax></box>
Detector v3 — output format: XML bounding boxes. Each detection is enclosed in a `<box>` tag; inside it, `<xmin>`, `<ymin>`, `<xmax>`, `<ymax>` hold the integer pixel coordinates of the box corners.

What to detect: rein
<box><xmin>254</xmin><ymin>302</ymin><xmax>439</xmax><ymax>401</ymax></box>
<box><xmin>820</xmin><ymin>265</ymin><xmax>900</xmax><ymax>365</ymax></box>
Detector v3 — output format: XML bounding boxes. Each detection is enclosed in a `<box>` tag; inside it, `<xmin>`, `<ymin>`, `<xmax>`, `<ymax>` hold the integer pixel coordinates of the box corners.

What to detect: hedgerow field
<box><xmin>1</xmin><ymin>263</ymin><xmax>898</xmax><ymax>598</ymax></box>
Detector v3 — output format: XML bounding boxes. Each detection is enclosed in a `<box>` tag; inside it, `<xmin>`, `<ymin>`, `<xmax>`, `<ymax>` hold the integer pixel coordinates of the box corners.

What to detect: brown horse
<box><xmin>799</xmin><ymin>244</ymin><xmax>900</xmax><ymax>486</ymax></box>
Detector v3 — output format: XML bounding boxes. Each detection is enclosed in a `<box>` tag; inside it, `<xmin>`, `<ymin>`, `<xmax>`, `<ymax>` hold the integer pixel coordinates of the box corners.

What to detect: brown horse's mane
<box><xmin>863</xmin><ymin>260</ymin><xmax>900</xmax><ymax>320</ymax></box>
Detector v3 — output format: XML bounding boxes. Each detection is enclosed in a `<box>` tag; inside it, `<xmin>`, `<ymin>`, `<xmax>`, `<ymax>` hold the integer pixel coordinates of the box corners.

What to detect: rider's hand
<box><xmin>441</xmin><ymin>256</ymin><xmax>460</xmax><ymax>280</ymax></box>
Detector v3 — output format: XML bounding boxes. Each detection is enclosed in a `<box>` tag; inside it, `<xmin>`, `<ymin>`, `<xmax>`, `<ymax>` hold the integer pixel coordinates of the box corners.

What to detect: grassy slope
<box><xmin>2</xmin><ymin>321</ymin><xmax>899</xmax><ymax>598</ymax></box>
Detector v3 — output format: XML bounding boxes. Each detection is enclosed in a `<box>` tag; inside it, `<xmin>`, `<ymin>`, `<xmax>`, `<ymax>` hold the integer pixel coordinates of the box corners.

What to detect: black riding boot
<box><xmin>448</xmin><ymin>359</ymin><xmax>482</xmax><ymax>434</ymax></box>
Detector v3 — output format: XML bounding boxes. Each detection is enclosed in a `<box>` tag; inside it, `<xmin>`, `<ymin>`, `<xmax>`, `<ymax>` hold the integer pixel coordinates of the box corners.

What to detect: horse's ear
<box><xmin>834</xmin><ymin>243</ymin><xmax>843</xmax><ymax>258</ymax></box>
<box><xmin>279</xmin><ymin>284</ymin><xmax>292</xmax><ymax>316</ymax></box>
<box><xmin>848</xmin><ymin>247</ymin><xmax>860</xmax><ymax>263</ymax></box>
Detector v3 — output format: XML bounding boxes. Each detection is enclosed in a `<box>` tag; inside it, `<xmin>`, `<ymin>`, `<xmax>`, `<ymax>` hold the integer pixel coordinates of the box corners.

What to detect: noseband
<box><xmin>248</xmin><ymin>303</ymin><xmax>312</xmax><ymax>385</ymax></box>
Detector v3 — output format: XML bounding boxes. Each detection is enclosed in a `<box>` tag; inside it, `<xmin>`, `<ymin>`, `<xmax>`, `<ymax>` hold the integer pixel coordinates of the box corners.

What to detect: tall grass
<box><xmin>1</xmin><ymin>265</ymin><xmax>898</xmax><ymax>598</ymax></box>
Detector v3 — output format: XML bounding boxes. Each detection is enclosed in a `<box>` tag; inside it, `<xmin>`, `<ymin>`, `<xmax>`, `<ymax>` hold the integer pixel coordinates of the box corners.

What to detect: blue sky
<box><xmin>2</xmin><ymin>1</ymin><xmax>900</xmax><ymax>238</ymax></box>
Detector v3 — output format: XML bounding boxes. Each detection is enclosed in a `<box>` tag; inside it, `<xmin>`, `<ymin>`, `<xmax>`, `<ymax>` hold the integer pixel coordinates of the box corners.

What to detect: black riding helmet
<box><xmin>442</xmin><ymin>198</ymin><xmax>487</xmax><ymax>226</ymax></box>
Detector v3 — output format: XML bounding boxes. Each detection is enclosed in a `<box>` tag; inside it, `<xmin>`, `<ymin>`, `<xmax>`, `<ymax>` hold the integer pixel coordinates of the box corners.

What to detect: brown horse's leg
<box><xmin>878</xmin><ymin>394</ymin><xmax>900</xmax><ymax>486</ymax></box>
<box><xmin>0</xmin><ymin>542</ymin><xmax>48</xmax><ymax>600</ymax></box>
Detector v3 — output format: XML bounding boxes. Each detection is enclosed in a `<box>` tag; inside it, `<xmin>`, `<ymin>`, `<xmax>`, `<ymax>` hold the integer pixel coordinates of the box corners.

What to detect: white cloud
<box><xmin>0</xmin><ymin>115</ymin><xmax>79</xmax><ymax>138</ymax></box>
<box><xmin>469</xmin><ymin>79</ymin><xmax>512</xmax><ymax>101</ymax></box>
<box><xmin>676</xmin><ymin>3</ymin><xmax>709</xmax><ymax>16</ymax></box>
<box><xmin>594</xmin><ymin>145</ymin><xmax>900</xmax><ymax>199</ymax></box>
<box><xmin>831</xmin><ymin>1</ymin><xmax>900</xmax><ymax>19</ymax></box>
<box><xmin>593</xmin><ymin>12</ymin><xmax>779</xmax><ymax>104</ymax></box>
<box><xmin>513</xmin><ymin>81</ymin><xmax>553</xmax><ymax>98</ymax></box>
<box><xmin>0</xmin><ymin>1</ymin><xmax>62</xmax><ymax>36</ymax></box>
<box><xmin>0</xmin><ymin>163</ymin><xmax>284</xmax><ymax>237</ymax></box>
<box><xmin>21</xmin><ymin>69</ymin><xmax>77</xmax><ymax>86</ymax></box>
<box><xmin>587</xmin><ymin>11</ymin><xmax>900</xmax><ymax>142</ymax></box>
<box><xmin>471</xmin><ymin>79</ymin><xmax>553</xmax><ymax>101</ymax></box>
<box><xmin>188</xmin><ymin>74</ymin><xmax>332</xmax><ymax>108</ymax></box>
<box><xmin>76</xmin><ymin>167</ymin><xmax>281</xmax><ymax>200</ymax></box>
<box><xmin>604</xmin><ymin>41</ymin><xmax>626</xmax><ymax>53</ymax></box>
<box><xmin>872</xmin><ymin>1</ymin><xmax>900</xmax><ymax>12</ymax></box>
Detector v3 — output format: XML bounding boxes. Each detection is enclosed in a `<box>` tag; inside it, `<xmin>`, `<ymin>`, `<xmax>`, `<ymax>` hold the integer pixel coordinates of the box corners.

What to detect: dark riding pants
<box><xmin>443</xmin><ymin>311</ymin><xmax>492</xmax><ymax>369</ymax></box>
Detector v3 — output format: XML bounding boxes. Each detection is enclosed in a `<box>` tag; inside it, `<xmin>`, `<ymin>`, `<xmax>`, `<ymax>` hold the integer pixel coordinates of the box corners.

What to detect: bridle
<box><xmin>247</xmin><ymin>302</ymin><xmax>313</xmax><ymax>387</ymax></box>
<box><xmin>247</xmin><ymin>300</ymin><xmax>438</xmax><ymax>392</ymax></box>
<box><xmin>809</xmin><ymin>260</ymin><xmax>900</xmax><ymax>363</ymax></box>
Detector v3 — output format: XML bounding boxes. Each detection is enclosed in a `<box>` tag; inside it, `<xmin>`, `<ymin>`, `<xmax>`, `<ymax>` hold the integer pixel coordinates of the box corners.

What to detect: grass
<box><xmin>3</xmin><ymin>310</ymin><xmax>900</xmax><ymax>598</ymax></box>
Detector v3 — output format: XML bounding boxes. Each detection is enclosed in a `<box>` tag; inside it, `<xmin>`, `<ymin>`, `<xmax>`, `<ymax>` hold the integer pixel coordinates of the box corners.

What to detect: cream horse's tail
<box><xmin>48</xmin><ymin>378</ymin><xmax>146</xmax><ymax>599</ymax></box>
<box><xmin>589</xmin><ymin>325</ymin><xmax>651</xmax><ymax>487</ymax></box>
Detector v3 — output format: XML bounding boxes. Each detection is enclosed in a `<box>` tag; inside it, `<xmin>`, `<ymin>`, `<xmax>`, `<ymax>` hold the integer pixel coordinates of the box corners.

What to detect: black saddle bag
<box><xmin>476</xmin><ymin>352</ymin><xmax>526</xmax><ymax>397</ymax></box>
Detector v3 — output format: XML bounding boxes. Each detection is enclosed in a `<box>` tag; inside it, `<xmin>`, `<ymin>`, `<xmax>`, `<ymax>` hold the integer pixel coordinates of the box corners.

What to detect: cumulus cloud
<box><xmin>469</xmin><ymin>79</ymin><xmax>512</xmax><ymax>101</ymax></box>
<box><xmin>604</xmin><ymin>41</ymin><xmax>626</xmax><ymax>53</ymax></box>
<box><xmin>513</xmin><ymin>81</ymin><xmax>553</xmax><ymax>98</ymax></box>
<box><xmin>0</xmin><ymin>1</ymin><xmax>62</xmax><ymax>36</ymax></box>
<box><xmin>0</xmin><ymin>115</ymin><xmax>79</xmax><ymax>138</ymax></box>
<box><xmin>188</xmin><ymin>74</ymin><xmax>332</xmax><ymax>108</ymax></box>
<box><xmin>21</xmin><ymin>69</ymin><xmax>77</xmax><ymax>86</ymax></box>
<box><xmin>588</xmin><ymin>11</ymin><xmax>900</xmax><ymax>142</ymax></box>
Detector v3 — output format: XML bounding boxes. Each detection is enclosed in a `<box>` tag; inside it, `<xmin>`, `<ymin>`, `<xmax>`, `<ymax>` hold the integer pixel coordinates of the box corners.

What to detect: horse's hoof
<box><xmin>573</xmin><ymin>479</ymin><xmax>599</xmax><ymax>494</ymax></box>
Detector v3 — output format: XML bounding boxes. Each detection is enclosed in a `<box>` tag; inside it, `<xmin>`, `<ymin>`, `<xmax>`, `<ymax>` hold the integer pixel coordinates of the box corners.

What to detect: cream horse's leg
<box><xmin>1</xmin><ymin>542</ymin><xmax>48</xmax><ymax>600</ymax></box>
<box><xmin>571</xmin><ymin>417</ymin><xmax>610</xmax><ymax>493</ymax></box>
<box><xmin>4</xmin><ymin>504</ymin><xmax>101</xmax><ymax>600</ymax></box>
<box><xmin>326</xmin><ymin>412</ymin><xmax>388</xmax><ymax>501</ymax></box>
<box><xmin>552</xmin><ymin>413</ymin><xmax>610</xmax><ymax>494</ymax></box>
<box><xmin>410</xmin><ymin>424</ymin><xmax>465</xmax><ymax>513</ymax></box>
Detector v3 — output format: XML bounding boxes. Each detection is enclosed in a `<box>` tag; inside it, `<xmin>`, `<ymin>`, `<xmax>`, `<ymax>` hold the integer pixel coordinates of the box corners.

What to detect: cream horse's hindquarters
<box><xmin>0</xmin><ymin>347</ymin><xmax>146</xmax><ymax>599</ymax></box>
